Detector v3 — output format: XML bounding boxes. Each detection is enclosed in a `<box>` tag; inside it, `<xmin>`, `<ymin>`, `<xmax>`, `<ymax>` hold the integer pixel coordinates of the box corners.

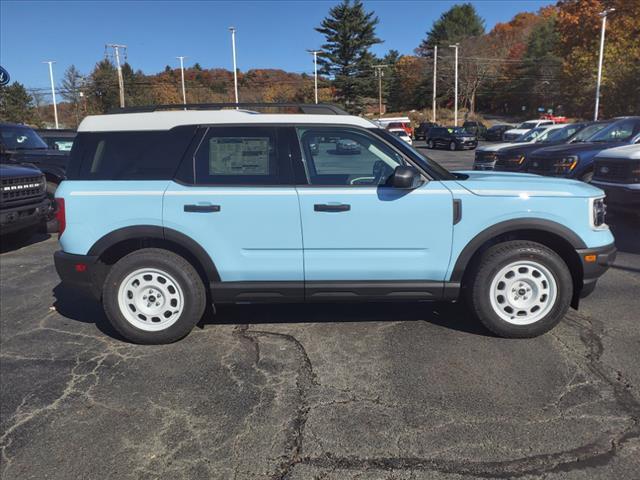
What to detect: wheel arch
<box><xmin>87</xmin><ymin>226</ymin><xmax>221</xmax><ymax>287</ymax></box>
<box><xmin>451</xmin><ymin>219</ymin><xmax>586</xmax><ymax>308</ymax></box>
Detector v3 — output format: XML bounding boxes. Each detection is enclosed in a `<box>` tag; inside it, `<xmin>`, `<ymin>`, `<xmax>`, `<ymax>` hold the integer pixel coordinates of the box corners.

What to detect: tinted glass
<box><xmin>194</xmin><ymin>126</ymin><xmax>282</xmax><ymax>185</ymax></box>
<box><xmin>69</xmin><ymin>127</ymin><xmax>196</xmax><ymax>180</ymax></box>
<box><xmin>519</xmin><ymin>122</ymin><xmax>538</xmax><ymax>129</ymax></box>
<box><xmin>0</xmin><ymin>125</ymin><xmax>47</xmax><ymax>150</ymax></box>
<box><xmin>590</xmin><ymin>119</ymin><xmax>639</xmax><ymax>142</ymax></box>
<box><xmin>297</xmin><ymin>127</ymin><xmax>405</xmax><ymax>186</ymax></box>
<box><xmin>571</xmin><ymin>123</ymin><xmax>609</xmax><ymax>142</ymax></box>
<box><xmin>544</xmin><ymin>124</ymin><xmax>583</xmax><ymax>143</ymax></box>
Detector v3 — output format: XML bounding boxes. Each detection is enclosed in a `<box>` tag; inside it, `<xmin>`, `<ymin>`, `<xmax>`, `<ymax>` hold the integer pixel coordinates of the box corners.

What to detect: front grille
<box><xmin>526</xmin><ymin>156</ymin><xmax>555</xmax><ymax>175</ymax></box>
<box><xmin>475</xmin><ymin>151</ymin><xmax>497</xmax><ymax>163</ymax></box>
<box><xmin>1</xmin><ymin>175</ymin><xmax>46</xmax><ymax>203</ymax></box>
<box><xmin>593</xmin><ymin>159</ymin><xmax>639</xmax><ymax>184</ymax></box>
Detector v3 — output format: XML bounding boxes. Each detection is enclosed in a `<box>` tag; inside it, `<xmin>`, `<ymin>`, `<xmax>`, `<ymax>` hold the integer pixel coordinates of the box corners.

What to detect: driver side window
<box><xmin>297</xmin><ymin>127</ymin><xmax>405</xmax><ymax>186</ymax></box>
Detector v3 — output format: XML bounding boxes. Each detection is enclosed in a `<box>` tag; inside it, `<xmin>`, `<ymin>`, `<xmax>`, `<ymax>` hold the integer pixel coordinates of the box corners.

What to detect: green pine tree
<box><xmin>416</xmin><ymin>3</ymin><xmax>485</xmax><ymax>55</ymax></box>
<box><xmin>0</xmin><ymin>82</ymin><xmax>36</xmax><ymax>124</ymax></box>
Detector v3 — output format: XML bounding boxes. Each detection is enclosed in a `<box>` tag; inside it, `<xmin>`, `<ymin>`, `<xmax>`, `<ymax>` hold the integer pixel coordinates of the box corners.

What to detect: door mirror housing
<box><xmin>388</xmin><ymin>165</ymin><xmax>422</xmax><ymax>189</ymax></box>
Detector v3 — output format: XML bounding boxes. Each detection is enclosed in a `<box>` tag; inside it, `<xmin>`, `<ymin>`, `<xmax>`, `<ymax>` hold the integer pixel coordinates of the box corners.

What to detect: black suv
<box><xmin>485</xmin><ymin>124</ymin><xmax>512</xmax><ymax>142</ymax></box>
<box><xmin>414</xmin><ymin>122</ymin><xmax>438</xmax><ymax>141</ymax></box>
<box><xmin>0</xmin><ymin>162</ymin><xmax>49</xmax><ymax>242</ymax></box>
<box><xmin>0</xmin><ymin>123</ymin><xmax>69</xmax><ymax>231</ymax></box>
<box><xmin>462</xmin><ymin>121</ymin><xmax>487</xmax><ymax>140</ymax></box>
<box><xmin>425</xmin><ymin>126</ymin><xmax>477</xmax><ymax>151</ymax></box>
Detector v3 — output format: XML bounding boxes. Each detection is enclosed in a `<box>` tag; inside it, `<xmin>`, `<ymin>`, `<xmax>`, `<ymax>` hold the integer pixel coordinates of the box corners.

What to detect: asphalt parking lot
<box><xmin>1</xmin><ymin>147</ymin><xmax>639</xmax><ymax>479</ymax></box>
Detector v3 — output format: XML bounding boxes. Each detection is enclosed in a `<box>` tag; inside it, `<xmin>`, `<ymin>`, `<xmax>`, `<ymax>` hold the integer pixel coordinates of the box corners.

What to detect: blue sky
<box><xmin>1</xmin><ymin>0</ymin><xmax>554</xmax><ymax>93</ymax></box>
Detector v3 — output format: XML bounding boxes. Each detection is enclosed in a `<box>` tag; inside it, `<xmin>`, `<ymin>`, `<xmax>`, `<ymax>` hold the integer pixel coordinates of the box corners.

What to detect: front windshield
<box><xmin>543</xmin><ymin>124</ymin><xmax>581</xmax><ymax>143</ymax></box>
<box><xmin>571</xmin><ymin>123</ymin><xmax>609</xmax><ymax>142</ymax></box>
<box><xmin>0</xmin><ymin>125</ymin><xmax>48</xmax><ymax>150</ymax></box>
<box><xmin>517</xmin><ymin>127</ymin><xmax>546</xmax><ymax>142</ymax></box>
<box><xmin>518</xmin><ymin>121</ymin><xmax>538</xmax><ymax>129</ymax></box>
<box><xmin>589</xmin><ymin>119</ymin><xmax>637</xmax><ymax>143</ymax></box>
<box><xmin>373</xmin><ymin>128</ymin><xmax>456</xmax><ymax>180</ymax></box>
<box><xmin>448</xmin><ymin>127</ymin><xmax>469</xmax><ymax>135</ymax></box>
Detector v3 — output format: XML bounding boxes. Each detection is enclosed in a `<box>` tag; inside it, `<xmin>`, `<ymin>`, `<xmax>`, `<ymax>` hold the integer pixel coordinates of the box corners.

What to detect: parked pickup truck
<box><xmin>591</xmin><ymin>144</ymin><xmax>640</xmax><ymax>216</ymax></box>
<box><xmin>0</xmin><ymin>162</ymin><xmax>49</xmax><ymax>242</ymax></box>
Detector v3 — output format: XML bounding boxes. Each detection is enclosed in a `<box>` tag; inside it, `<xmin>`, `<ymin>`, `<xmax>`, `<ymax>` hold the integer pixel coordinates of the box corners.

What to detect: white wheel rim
<box><xmin>117</xmin><ymin>268</ymin><xmax>184</xmax><ymax>332</ymax></box>
<box><xmin>489</xmin><ymin>260</ymin><xmax>557</xmax><ymax>325</ymax></box>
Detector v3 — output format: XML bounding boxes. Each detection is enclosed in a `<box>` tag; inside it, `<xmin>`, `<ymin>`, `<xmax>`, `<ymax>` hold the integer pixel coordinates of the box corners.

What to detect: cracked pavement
<box><xmin>1</xmin><ymin>208</ymin><xmax>639</xmax><ymax>478</ymax></box>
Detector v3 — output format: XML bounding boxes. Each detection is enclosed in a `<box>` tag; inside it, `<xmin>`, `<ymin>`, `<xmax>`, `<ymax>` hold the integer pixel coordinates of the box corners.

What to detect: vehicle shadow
<box><xmin>608</xmin><ymin>213</ymin><xmax>640</xmax><ymax>255</ymax></box>
<box><xmin>0</xmin><ymin>232</ymin><xmax>51</xmax><ymax>254</ymax></box>
<box><xmin>52</xmin><ymin>282</ymin><xmax>492</xmax><ymax>342</ymax></box>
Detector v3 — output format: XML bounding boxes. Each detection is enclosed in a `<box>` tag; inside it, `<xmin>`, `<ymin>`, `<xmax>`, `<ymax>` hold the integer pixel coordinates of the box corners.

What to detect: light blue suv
<box><xmin>54</xmin><ymin>104</ymin><xmax>616</xmax><ymax>344</ymax></box>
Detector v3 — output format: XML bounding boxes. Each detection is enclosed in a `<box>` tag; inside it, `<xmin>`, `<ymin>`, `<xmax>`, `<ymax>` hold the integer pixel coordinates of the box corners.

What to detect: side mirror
<box><xmin>388</xmin><ymin>165</ymin><xmax>422</xmax><ymax>189</ymax></box>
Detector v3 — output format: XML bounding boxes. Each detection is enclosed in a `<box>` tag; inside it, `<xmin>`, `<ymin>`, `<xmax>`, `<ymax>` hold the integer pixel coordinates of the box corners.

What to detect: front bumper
<box><xmin>473</xmin><ymin>161</ymin><xmax>496</xmax><ymax>171</ymax></box>
<box><xmin>576</xmin><ymin>243</ymin><xmax>617</xmax><ymax>298</ymax></box>
<box><xmin>54</xmin><ymin>250</ymin><xmax>104</xmax><ymax>299</ymax></box>
<box><xmin>591</xmin><ymin>180</ymin><xmax>640</xmax><ymax>212</ymax></box>
<box><xmin>0</xmin><ymin>198</ymin><xmax>50</xmax><ymax>234</ymax></box>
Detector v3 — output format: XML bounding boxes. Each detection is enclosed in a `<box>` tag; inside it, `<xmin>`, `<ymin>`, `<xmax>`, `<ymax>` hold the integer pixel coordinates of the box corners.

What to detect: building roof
<box><xmin>78</xmin><ymin>110</ymin><xmax>376</xmax><ymax>132</ymax></box>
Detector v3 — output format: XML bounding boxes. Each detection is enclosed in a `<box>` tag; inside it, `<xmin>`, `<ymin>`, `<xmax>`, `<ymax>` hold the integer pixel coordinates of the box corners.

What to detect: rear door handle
<box><xmin>314</xmin><ymin>203</ymin><xmax>351</xmax><ymax>212</ymax></box>
<box><xmin>184</xmin><ymin>204</ymin><xmax>221</xmax><ymax>213</ymax></box>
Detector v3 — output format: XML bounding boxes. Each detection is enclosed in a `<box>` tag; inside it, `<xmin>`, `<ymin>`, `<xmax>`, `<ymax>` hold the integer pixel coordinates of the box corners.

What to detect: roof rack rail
<box><xmin>107</xmin><ymin>103</ymin><xmax>349</xmax><ymax>115</ymax></box>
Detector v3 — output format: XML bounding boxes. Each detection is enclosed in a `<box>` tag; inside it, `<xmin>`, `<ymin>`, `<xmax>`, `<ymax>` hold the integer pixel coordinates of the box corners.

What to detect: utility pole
<box><xmin>449</xmin><ymin>43</ymin><xmax>459</xmax><ymax>126</ymax></box>
<box><xmin>373</xmin><ymin>65</ymin><xmax>388</xmax><ymax>117</ymax></box>
<box><xmin>307</xmin><ymin>49</ymin><xmax>321</xmax><ymax>104</ymax></box>
<box><xmin>229</xmin><ymin>27</ymin><xmax>239</xmax><ymax>104</ymax></box>
<box><xmin>42</xmin><ymin>60</ymin><xmax>59</xmax><ymax>129</ymax></box>
<box><xmin>177</xmin><ymin>56</ymin><xmax>187</xmax><ymax>105</ymax></box>
<box><xmin>106</xmin><ymin>43</ymin><xmax>127</xmax><ymax>108</ymax></box>
<box><xmin>432</xmin><ymin>46</ymin><xmax>437</xmax><ymax>124</ymax></box>
<box><xmin>594</xmin><ymin>8</ymin><xmax>615</xmax><ymax>121</ymax></box>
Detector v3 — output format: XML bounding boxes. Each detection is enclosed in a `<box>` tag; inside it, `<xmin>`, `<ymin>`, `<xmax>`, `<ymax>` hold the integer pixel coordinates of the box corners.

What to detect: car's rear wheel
<box><xmin>44</xmin><ymin>181</ymin><xmax>59</xmax><ymax>233</ymax></box>
<box><xmin>427</xmin><ymin>140</ymin><xmax>435</xmax><ymax>149</ymax></box>
<box><xmin>466</xmin><ymin>241</ymin><xmax>572</xmax><ymax>338</ymax></box>
<box><xmin>449</xmin><ymin>141</ymin><xmax>457</xmax><ymax>151</ymax></box>
<box><xmin>103</xmin><ymin>248</ymin><xmax>206</xmax><ymax>344</ymax></box>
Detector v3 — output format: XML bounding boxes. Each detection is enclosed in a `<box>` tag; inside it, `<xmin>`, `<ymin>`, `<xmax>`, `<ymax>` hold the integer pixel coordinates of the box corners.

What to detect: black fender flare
<box><xmin>449</xmin><ymin>218</ymin><xmax>586</xmax><ymax>282</ymax></box>
<box><xmin>87</xmin><ymin>225</ymin><xmax>221</xmax><ymax>282</ymax></box>
<box><xmin>40</xmin><ymin>166</ymin><xmax>67</xmax><ymax>185</ymax></box>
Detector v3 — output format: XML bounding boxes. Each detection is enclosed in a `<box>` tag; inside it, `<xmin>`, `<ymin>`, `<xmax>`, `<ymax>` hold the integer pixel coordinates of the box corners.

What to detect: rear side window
<box><xmin>193</xmin><ymin>126</ymin><xmax>286</xmax><ymax>185</ymax></box>
<box><xmin>67</xmin><ymin>126</ymin><xmax>196</xmax><ymax>180</ymax></box>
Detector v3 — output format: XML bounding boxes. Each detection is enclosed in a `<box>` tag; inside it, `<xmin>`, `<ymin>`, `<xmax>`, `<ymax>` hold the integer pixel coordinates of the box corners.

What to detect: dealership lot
<box><xmin>1</xmin><ymin>148</ymin><xmax>639</xmax><ymax>479</ymax></box>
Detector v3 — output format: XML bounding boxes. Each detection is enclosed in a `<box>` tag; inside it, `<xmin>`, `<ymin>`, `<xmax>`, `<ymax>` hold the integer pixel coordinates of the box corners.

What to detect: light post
<box><xmin>177</xmin><ymin>56</ymin><xmax>187</xmax><ymax>105</ymax></box>
<box><xmin>229</xmin><ymin>27</ymin><xmax>239</xmax><ymax>104</ymax></box>
<box><xmin>307</xmin><ymin>49</ymin><xmax>321</xmax><ymax>104</ymax></box>
<box><xmin>432</xmin><ymin>46</ymin><xmax>437</xmax><ymax>123</ymax></box>
<box><xmin>449</xmin><ymin>43</ymin><xmax>459</xmax><ymax>126</ymax></box>
<box><xmin>594</xmin><ymin>8</ymin><xmax>615</xmax><ymax>120</ymax></box>
<box><xmin>42</xmin><ymin>61</ymin><xmax>59</xmax><ymax>129</ymax></box>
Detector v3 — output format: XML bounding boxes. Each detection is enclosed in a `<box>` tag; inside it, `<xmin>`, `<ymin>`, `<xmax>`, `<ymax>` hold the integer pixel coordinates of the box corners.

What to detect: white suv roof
<box><xmin>78</xmin><ymin>109</ymin><xmax>376</xmax><ymax>132</ymax></box>
<box><xmin>595</xmin><ymin>144</ymin><xmax>640</xmax><ymax>160</ymax></box>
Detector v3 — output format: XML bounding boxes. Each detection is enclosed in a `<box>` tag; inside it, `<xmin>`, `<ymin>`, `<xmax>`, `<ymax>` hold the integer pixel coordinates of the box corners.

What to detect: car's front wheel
<box><xmin>449</xmin><ymin>141</ymin><xmax>457</xmax><ymax>151</ymax></box>
<box><xmin>103</xmin><ymin>248</ymin><xmax>206</xmax><ymax>344</ymax></box>
<box><xmin>466</xmin><ymin>241</ymin><xmax>572</xmax><ymax>338</ymax></box>
<box><xmin>427</xmin><ymin>140</ymin><xmax>435</xmax><ymax>149</ymax></box>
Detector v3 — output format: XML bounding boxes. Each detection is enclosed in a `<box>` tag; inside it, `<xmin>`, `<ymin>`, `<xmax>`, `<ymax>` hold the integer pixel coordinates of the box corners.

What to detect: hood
<box><xmin>497</xmin><ymin>141</ymin><xmax>563</xmax><ymax>155</ymax></box>
<box><xmin>0</xmin><ymin>163</ymin><xmax>43</xmax><ymax>178</ymax></box>
<box><xmin>529</xmin><ymin>141</ymin><xmax>622</xmax><ymax>158</ymax></box>
<box><xmin>477</xmin><ymin>142</ymin><xmax>525</xmax><ymax>152</ymax></box>
<box><xmin>504</xmin><ymin>128</ymin><xmax>528</xmax><ymax>134</ymax></box>
<box><xmin>453</xmin><ymin>170</ymin><xmax>603</xmax><ymax>198</ymax></box>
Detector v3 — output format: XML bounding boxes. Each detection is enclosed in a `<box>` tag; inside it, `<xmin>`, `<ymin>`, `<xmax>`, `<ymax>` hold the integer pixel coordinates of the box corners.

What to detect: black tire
<box><xmin>102</xmin><ymin>248</ymin><xmax>206</xmax><ymax>344</ymax></box>
<box><xmin>465</xmin><ymin>240</ymin><xmax>572</xmax><ymax>338</ymax></box>
<box><xmin>449</xmin><ymin>141</ymin><xmax>457</xmax><ymax>151</ymax></box>
<box><xmin>44</xmin><ymin>181</ymin><xmax>59</xmax><ymax>233</ymax></box>
<box><xmin>427</xmin><ymin>139</ymin><xmax>435</xmax><ymax>149</ymax></box>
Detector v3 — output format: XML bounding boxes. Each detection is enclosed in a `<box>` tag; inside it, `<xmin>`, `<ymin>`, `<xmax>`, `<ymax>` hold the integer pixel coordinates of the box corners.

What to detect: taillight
<box><xmin>55</xmin><ymin>198</ymin><xmax>66</xmax><ymax>237</ymax></box>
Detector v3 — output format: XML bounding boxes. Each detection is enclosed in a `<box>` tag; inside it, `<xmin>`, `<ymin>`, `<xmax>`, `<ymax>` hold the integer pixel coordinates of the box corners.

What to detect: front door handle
<box><xmin>184</xmin><ymin>204</ymin><xmax>221</xmax><ymax>213</ymax></box>
<box><xmin>314</xmin><ymin>203</ymin><xmax>351</xmax><ymax>212</ymax></box>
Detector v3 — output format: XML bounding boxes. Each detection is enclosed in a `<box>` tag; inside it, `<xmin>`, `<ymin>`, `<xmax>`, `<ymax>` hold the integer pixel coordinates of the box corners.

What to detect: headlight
<box><xmin>502</xmin><ymin>154</ymin><xmax>526</xmax><ymax>165</ymax></box>
<box><xmin>590</xmin><ymin>197</ymin><xmax>607</xmax><ymax>229</ymax></box>
<box><xmin>553</xmin><ymin>155</ymin><xmax>579</xmax><ymax>172</ymax></box>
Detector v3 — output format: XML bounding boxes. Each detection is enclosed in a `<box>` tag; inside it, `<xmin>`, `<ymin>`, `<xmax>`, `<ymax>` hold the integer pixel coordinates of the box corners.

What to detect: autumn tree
<box><xmin>60</xmin><ymin>65</ymin><xmax>84</xmax><ymax>127</ymax></box>
<box><xmin>316</xmin><ymin>0</ymin><xmax>382</xmax><ymax>112</ymax></box>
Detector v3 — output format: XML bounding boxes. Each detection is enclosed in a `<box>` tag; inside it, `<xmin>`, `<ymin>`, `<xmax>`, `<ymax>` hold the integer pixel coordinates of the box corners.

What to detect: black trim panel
<box><xmin>450</xmin><ymin>218</ymin><xmax>588</xmax><ymax>282</ymax></box>
<box><xmin>211</xmin><ymin>281</ymin><xmax>304</xmax><ymax>303</ymax></box>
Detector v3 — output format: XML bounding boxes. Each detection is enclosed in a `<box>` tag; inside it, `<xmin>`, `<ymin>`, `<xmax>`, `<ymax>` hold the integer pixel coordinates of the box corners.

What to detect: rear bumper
<box><xmin>54</xmin><ymin>250</ymin><xmax>103</xmax><ymax>298</ymax></box>
<box><xmin>0</xmin><ymin>198</ymin><xmax>50</xmax><ymax>234</ymax></box>
<box><xmin>576</xmin><ymin>243</ymin><xmax>617</xmax><ymax>298</ymax></box>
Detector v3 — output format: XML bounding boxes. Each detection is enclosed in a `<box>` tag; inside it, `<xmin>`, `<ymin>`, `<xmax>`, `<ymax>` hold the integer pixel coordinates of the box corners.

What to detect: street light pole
<box><xmin>229</xmin><ymin>27</ymin><xmax>239</xmax><ymax>105</ymax></box>
<box><xmin>432</xmin><ymin>45</ymin><xmax>437</xmax><ymax>123</ymax></box>
<box><xmin>307</xmin><ymin>50</ymin><xmax>321</xmax><ymax>104</ymax></box>
<box><xmin>42</xmin><ymin>61</ymin><xmax>59</xmax><ymax>129</ymax></box>
<box><xmin>449</xmin><ymin>43</ymin><xmax>459</xmax><ymax>126</ymax></box>
<box><xmin>106</xmin><ymin>44</ymin><xmax>127</xmax><ymax>108</ymax></box>
<box><xmin>594</xmin><ymin>8</ymin><xmax>615</xmax><ymax>121</ymax></box>
<box><xmin>177</xmin><ymin>56</ymin><xmax>187</xmax><ymax>105</ymax></box>
<box><xmin>373</xmin><ymin>65</ymin><xmax>389</xmax><ymax>117</ymax></box>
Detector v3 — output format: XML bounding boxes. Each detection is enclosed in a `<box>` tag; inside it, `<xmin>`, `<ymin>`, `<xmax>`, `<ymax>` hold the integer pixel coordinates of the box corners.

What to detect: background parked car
<box><xmin>0</xmin><ymin>123</ymin><xmax>68</xmax><ymax>231</ymax></box>
<box><xmin>426</xmin><ymin>126</ymin><xmax>477</xmax><ymax>151</ymax></box>
<box><xmin>526</xmin><ymin>116</ymin><xmax>640</xmax><ymax>182</ymax></box>
<box><xmin>493</xmin><ymin>122</ymin><xmax>591</xmax><ymax>172</ymax></box>
<box><xmin>485</xmin><ymin>124</ymin><xmax>513</xmax><ymax>142</ymax></box>
<box><xmin>503</xmin><ymin>119</ymin><xmax>555</xmax><ymax>141</ymax></box>
<box><xmin>462</xmin><ymin>120</ymin><xmax>487</xmax><ymax>140</ymax></box>
<box><xmin>388</xmin><ymin>128</ymin><xmax>413</xmax><ymax>145</ymax></box>
<box><xmin>473</xmin><ymin>124</ymin><xmax>560</xmax><ymax>170</ymax></box>
<box><xmin>36</xmin><ymin>129</ymin><xmax>77</xmax><ymax>152</ymax></box>
<box><xmin>414</xmin><ymin>121</ymin><xmax>438</xmax><ymax>140</ymax></box>
<box><xmin>591</xmin><ymin>144</ymin><xmax>640</xmax><ymax>216</ymax></box>
<box><xmin>336</xmin><ymin>138</ymin><xmax>361</xmax><ymax>154</ymax></box>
